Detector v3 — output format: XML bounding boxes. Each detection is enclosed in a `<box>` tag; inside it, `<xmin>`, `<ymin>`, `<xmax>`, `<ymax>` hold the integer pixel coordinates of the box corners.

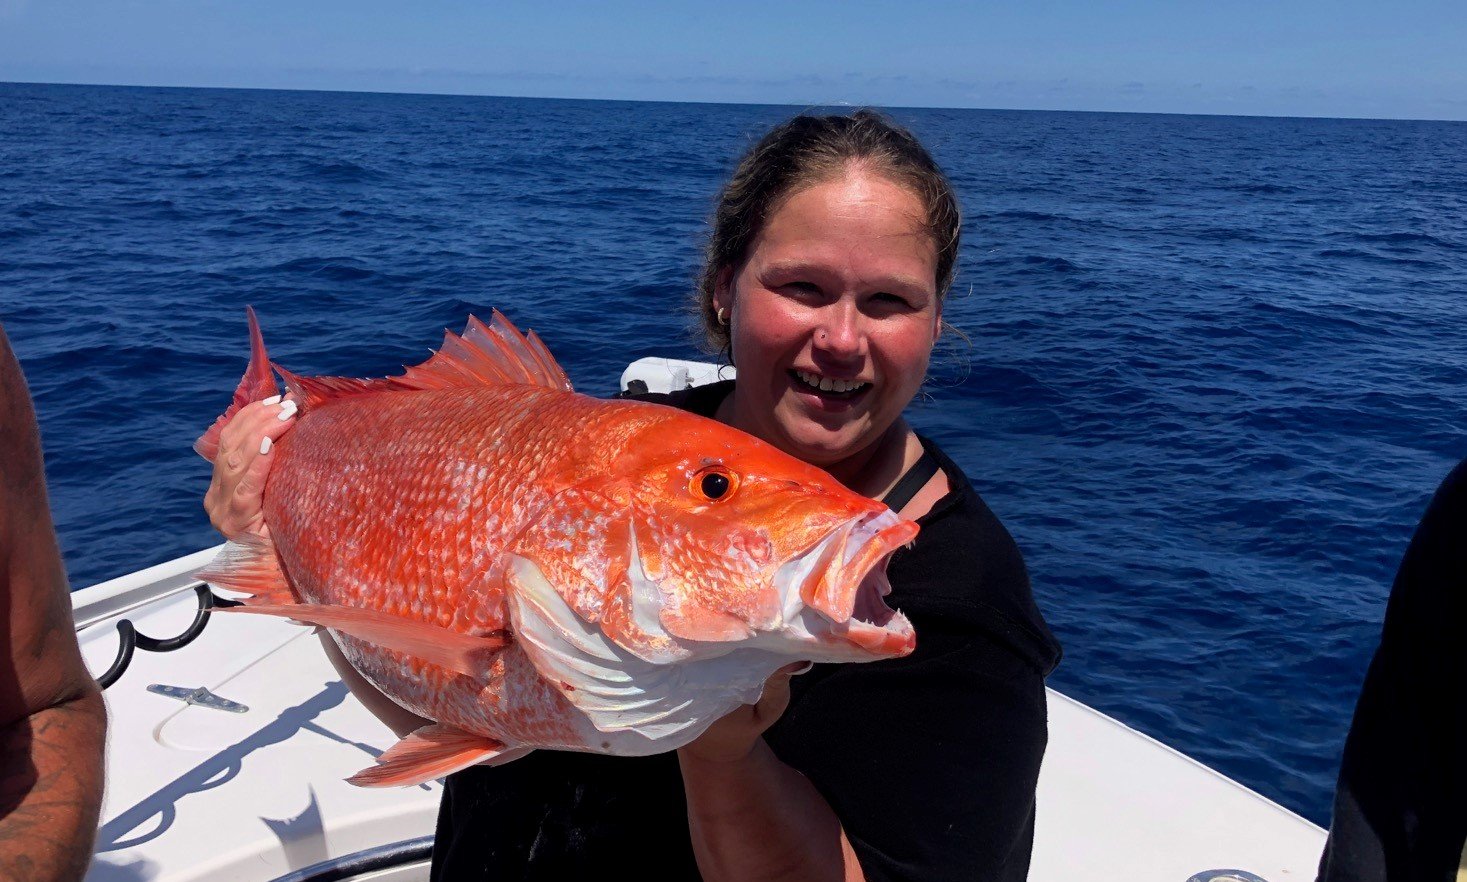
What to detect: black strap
<box><xmin>880</xmin><ymin>450</ymin><xmax>940</xmax><ymax>514</ymax></box>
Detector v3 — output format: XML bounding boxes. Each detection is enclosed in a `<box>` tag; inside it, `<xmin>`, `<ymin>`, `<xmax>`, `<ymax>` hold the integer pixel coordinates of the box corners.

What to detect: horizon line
<box><xmin>4</xmin><ymin>78</ymin><xmax>1465</xmax><ymax>126</ymax></box>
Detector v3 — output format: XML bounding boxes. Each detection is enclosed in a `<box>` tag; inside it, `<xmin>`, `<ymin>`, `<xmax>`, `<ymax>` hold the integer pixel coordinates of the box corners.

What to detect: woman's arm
<box><xmin>317</xmin><ymin>634</ymin><xmax>431</xmax><ymax>738</ymax></box>
<box><xmin>677</xmin><ymin>664</ymin><xmax>865</xmax><ymax>882</ymax></box>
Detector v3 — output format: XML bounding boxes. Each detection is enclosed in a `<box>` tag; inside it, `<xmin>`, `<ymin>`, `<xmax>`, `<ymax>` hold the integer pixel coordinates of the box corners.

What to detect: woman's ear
<box><xmin>713</xmin><ymin>265</ymin><xmax>734</xmax><ymax>314</ymax></box>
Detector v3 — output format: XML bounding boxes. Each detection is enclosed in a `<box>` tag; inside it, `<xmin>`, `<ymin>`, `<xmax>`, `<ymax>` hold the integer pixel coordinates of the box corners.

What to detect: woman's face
<box><xmin>716</xmin><ymin>167</ymin><xmax>941</xmax><ymax>468</ymax></box>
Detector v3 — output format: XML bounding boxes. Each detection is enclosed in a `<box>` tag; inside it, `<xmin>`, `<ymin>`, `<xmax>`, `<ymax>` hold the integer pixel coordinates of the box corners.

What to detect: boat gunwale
<box><xmin>72</xmin><ymin>545</ymin><xmax>224</xmax><ymax>632</ymax></box>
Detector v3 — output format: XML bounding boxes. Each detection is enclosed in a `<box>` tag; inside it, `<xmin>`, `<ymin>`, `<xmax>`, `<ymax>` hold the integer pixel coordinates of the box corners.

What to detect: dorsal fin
<box><xmin>194</xmin><ymin>306</ymin><xmax>280</xmax><ymax>460</ymax></box>
<box><xmin>277</xmin><ymin>309</ymin><xmax>574</xmax><ymax>411</ymax></box>
<box><xmin>397</xmin><ymin>311</ymin><xmax>572</xmax><ymax>392</ymax></box>
<box><xmin>276</xmin><ymin>367</ymin><xmax>399</xmax><ymax>411</ymax></box>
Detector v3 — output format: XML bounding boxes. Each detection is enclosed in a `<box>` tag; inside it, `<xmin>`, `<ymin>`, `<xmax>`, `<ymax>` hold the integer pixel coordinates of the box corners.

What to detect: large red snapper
<box><xmin>196</xmin><ymin>309</ymin><xmax>917</xmax><ymax>787</ymax></box>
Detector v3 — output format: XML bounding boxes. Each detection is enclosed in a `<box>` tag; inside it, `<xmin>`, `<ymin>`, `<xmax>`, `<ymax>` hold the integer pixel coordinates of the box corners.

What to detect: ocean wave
<box><xmin>1346</xmin><ymin>230</ymin><xmax>1465</xmax><ymax>251</ymax></box>
<box><xmin>1247</xmin><ymin>300</ymin><xmax>1375</xmax><ymax>335</ymax></box>
<box><xmin>1223</xmin><ymin>179</ymin><xmax>1304</xmax><ymax>195</ymax></box>
<box><xmin>297</xmin><ymin>159</ymin><xmax>390</xmax><ymax>184</ymax></box>
<box><xmin>1315</xmin><ymin>247</ymin><xmax>1444</xmax><ymax>269</ymax></box>
<box><xmin>1011</xmin><ymin>255</ymin><xmax>1082</xmax><ymax>274</ymax></box>
<box><xmin>976</xmin><ymin>208</ymin><xmax>1081</xmax><ymax>224</ymax></box>
<box><xmin>271</xmin><ymin>256</ymin><xmax>378</xmax><ymax>281</ymax></box>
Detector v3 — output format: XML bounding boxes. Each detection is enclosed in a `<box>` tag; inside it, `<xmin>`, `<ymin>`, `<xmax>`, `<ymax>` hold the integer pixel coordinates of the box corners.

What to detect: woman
<box><xmin>206</xmin><ymin>110</ymin><xmax>1060</xmax><ymax>881</ymax></box>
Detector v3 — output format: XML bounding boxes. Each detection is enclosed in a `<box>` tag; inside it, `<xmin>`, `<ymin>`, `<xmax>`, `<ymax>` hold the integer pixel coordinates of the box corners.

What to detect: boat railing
<box><xmin>264</xmin><ymin>837</ymin><xmax>434</xmax><ymax>882</ymax></box>
<box><xmin>72</xmin><ymin>545</ymin><xmax>240</xmax><ymax>689</ymax></box>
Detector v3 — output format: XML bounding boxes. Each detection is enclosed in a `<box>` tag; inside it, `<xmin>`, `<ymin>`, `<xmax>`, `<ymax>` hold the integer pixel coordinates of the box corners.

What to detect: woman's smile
<box><xmin>789</xmin><ymin>368</ymin><xmax>872</xmax><ymax>402</ymax></box>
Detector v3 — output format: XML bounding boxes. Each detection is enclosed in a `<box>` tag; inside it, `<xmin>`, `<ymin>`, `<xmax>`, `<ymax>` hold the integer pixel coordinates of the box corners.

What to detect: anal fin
<box><xmin>347</xmin><ymin>724</ymin><xmax>523</xmax><ymax>787</ymax></box>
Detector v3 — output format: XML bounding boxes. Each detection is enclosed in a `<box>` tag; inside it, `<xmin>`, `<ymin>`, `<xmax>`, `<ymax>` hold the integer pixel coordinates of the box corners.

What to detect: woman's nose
<box><xmin>814</xmin><ymin>305</ymin><xmax>865</xmax><ymax>360</ymax></box>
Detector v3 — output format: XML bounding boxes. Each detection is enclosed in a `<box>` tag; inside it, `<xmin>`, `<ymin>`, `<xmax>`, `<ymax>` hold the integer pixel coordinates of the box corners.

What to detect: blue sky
<box><xmin>2</xmin><ymin>0</ymin><xmax>1464</xmax><ymax>120</ymax></box>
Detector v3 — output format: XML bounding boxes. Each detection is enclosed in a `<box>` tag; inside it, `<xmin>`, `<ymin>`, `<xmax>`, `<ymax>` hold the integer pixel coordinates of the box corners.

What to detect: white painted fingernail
<box><xmin>261</xmin><ymin>395</ymin><xmax>281</xmax><ymax>406</ymax></box>
<box><xmin>277</xmin><ymin>401</ymin><xmax>298</xmax><ymax>421</ymax></box>
<box><xmin>259</xmin><ymin>437</ymin><xmax>273</xmax><ymax>455</ymax></box>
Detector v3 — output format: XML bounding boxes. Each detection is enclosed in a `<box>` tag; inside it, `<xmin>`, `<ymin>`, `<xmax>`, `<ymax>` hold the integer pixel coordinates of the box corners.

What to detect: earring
<box><xmin>716</xmin><ymin>307</ymin><xmax>729</xmax><ymax>326</ymax></box>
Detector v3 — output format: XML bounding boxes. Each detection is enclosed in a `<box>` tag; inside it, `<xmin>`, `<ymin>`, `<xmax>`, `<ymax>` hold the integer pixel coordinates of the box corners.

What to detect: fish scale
<box><xmin>194</xmin><ymin>308</ymin><xmax>919</xmax><ymax>786</ymax></box>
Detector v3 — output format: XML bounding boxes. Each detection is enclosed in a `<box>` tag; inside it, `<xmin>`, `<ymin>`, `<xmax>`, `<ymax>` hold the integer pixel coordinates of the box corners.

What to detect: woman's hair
<box><xmin>696</xmin><ymin>109</ymin><xmax>961</xmax><ymax>354</ymax></box>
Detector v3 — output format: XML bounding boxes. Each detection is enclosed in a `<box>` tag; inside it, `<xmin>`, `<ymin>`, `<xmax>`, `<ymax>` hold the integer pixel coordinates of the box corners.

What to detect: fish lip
<box><xmin>834</xmin><ymin>608</ymin><xmax>916</xmax><ymax>657</ymax></box>
<box><xmin>837</xmin><ymin>516</ymin><xmax>918</xmax><ymax>656</ymax></box>
<box><xmin>781</xmin><ymin>509</ymin><xmax>918</xmax><ymax>656</ymax></box>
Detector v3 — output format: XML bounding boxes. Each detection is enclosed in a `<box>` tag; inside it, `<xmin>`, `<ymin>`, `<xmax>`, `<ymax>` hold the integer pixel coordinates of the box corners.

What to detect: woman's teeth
<box><xmin>795</xmin><ymin>370</ymin><xmax>869</xmax><ymax>394</ymax></box>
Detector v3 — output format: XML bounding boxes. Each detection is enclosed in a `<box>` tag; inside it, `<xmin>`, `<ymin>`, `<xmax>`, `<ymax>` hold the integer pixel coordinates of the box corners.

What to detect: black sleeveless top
<box><xmin>430</xmin><ymin>382</ymin><xmax>1060</xmax><ymax>881</ymax></box>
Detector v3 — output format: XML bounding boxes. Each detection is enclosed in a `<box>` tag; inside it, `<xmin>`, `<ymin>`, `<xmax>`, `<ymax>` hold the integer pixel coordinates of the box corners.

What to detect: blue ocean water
<box><xmin>3</xmin><ymin>81</ymin><xmax>1465</xmax><ymax>826</ymax></box>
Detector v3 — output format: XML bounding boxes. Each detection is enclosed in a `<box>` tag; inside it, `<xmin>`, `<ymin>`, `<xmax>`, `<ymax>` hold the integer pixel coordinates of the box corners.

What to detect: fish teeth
<box><xmin>795</xmin><ymin>370</ymin><xmax>867</xmax><ymax>394</ymax></box>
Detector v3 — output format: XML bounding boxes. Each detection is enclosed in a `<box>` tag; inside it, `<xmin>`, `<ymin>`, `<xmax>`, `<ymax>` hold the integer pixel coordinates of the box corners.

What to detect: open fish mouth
<box><xmin>773</xmin><ymin>509</ymin><xmax>918</xmax><ymax>658</ymax></box>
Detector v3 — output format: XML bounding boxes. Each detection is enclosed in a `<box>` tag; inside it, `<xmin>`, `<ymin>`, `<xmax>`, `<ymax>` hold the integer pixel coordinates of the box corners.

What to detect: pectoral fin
<box><xmin>348</xmin><ymin>724</ymin><xmax>525</xmax><ymax>787</ymax></box>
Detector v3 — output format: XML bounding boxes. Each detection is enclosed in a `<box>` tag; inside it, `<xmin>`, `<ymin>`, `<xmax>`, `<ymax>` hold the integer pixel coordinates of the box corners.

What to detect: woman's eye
<box><xmin>873</xmin><ymin>291</ymin><xmax>911</xmax><ymax>307</ymax></box>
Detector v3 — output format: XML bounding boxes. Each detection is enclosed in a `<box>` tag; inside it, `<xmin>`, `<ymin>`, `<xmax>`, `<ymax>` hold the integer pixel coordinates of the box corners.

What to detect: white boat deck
<box><xmin>1035</xmin><ymin>693</ymin><xmax>1323</xmax><ymax>879</ymax></box>
<box><xmin>78</xmin><ymin>551</ymin><xmax>439</xmax><ymax>882</ymax></box>
<box><xmin>75</xmin><ymin>548</ymin><xmax>1325</xmax><ymax>882</ymax></box>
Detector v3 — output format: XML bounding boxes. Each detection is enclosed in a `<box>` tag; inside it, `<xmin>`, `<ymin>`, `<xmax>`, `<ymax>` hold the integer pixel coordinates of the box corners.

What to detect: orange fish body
<box><xmin>197</xmin><ymin>310</ymin><xmax>917</xmax><ymax>786</ymax></box>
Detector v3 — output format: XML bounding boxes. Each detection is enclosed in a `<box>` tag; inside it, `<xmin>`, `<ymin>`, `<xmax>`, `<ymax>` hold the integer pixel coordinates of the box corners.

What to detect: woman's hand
<box><xmin>203</xmin><ymin>395</ymin><xmax>298</xmax><ymax>540</ymax></box>
<box><xmin>680</xmin><ymin>661</ymin><xmax>812</xmax><ymax>764</ymax></box>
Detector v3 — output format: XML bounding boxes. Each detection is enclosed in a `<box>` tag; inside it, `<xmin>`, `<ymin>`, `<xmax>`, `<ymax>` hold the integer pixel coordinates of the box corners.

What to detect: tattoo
<box><xmin>0</xmin><ymin>693</ymin><xmax>106</xmax><ymax>882</ymax></box>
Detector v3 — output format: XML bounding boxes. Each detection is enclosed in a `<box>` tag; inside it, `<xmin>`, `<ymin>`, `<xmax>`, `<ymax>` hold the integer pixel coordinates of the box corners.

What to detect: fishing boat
<box><xmin>77</xmin><ymin>359</ymin><xmax>1328</xmax><ymax>882</ymax></box>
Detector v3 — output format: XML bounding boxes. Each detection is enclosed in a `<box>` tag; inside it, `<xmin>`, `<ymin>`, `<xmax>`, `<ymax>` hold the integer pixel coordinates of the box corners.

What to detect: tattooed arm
<box><xmin>0</xmin><ymin>325</ymin><xmax>107</xmax><ymax>882</ymax></box>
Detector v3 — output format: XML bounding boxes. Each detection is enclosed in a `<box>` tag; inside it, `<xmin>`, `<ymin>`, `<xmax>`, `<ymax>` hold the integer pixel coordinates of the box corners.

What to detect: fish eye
<box><xmin>691</xmin><ymin>467</ymin><xmax>737</xmax><ymax>502</ymax></box>
<box><xmin>702</xmin><ymin>473</ymin><xmax>730</xmax><ymax>499</ymax></box>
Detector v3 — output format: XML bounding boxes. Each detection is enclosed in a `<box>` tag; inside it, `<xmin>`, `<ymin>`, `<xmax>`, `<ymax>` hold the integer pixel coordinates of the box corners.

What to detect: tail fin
<box><xmin>194</xmin><ymin>306</ymin><xmax>279</xmax><ymax>460</ymax></box>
